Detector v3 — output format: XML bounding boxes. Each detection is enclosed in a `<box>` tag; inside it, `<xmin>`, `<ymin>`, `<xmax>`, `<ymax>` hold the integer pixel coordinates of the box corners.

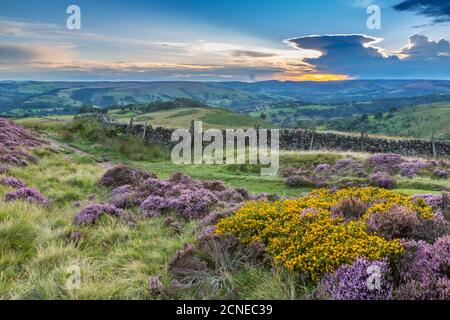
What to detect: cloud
<box><xmin>0</xmin><ymin>58</ymin><xmax>285</xmax><ymax>81</ymax></box>
<box><xmin>231</xmin><ymin>50</ymin><xmax>278</xmax><ymax>58</ymax></box>
<box><xmin>398</xmin><ymin>34</ymin><xmax>450</xmax><ymax>58</ymax></box>
<box><xmin>393</xmin><ymin>0</ymin><xmax>450</xmax><ymax>23</ymax></box>
<box><xmin>286</xmin><ymin>33</ymin><xmax>450</xmax><ymax>79</ymax></box>
<box><xmin>0</xmin><ymin>43</ymin><xmax>72</xmax><ymax>64</ymax></box>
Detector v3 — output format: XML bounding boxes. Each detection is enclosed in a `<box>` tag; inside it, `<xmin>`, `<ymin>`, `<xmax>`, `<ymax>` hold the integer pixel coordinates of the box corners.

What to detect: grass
<box><xmin>0</xmin><ymin>150</ymin><xmax>199</xmax><ymax>299</ymax></box>
<box><xmin>110</xmin><ymin>107</ymin><xmax>275</xmax><ymax>129</ymax></box>
<box><xmin>366</xmin><ymin>101</ymin><xmax>450</xmax><ymax>140</ymax></box>
<box><xmin>1</xmin><ymin>117</ymin><xmax>448</xmax><ymax>299</ymax></box>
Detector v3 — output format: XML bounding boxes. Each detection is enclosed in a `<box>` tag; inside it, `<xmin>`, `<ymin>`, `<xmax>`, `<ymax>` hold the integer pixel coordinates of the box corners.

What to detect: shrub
<box><xmin>4</xmin><ymin>187</ymin><xmax>48</xmax><ymax>205</ymax></box>
<box><xmin>0</xmin><ymin>176</ymin><xmax>26</xmax><ymax>189</ymax></box>
<box><xmin>369</xmin><ymin>172</ymin><xmax>396</xmax><ymax>189</ymax></box>
<box><xmin>366</xmin><ymin>205</ymin><xmax>419</xmax><ymax>240</ymax></box>
<box><xmin>216</xmin><ymin>187</ymin><xmax>407</xmax><ymax>280</ymax></box>
<box><xmin>168</xmin><ymin>243</ymin><xmax>209</xmax><ymax>278</ymax></box>
<box><xmin>394</xmin><ymin>236</ymin><xmax>450</xmax><ymax>300</ymax></box>
<box><xmin>399</xmin><ymin>160</ymin><xmax>429</xmax><ymax>178</ymax></box>
<box><xmin>149</xmin><ymin>276</ymin><xmax>165</xmax><ymax>297</ymax></box>
<box><xmin>330</xmin><ymin>197</ymin><xmax>367</xmax><ymax>220</ymax></box>
<box><xmin>411</xmin><ymin>212</ymin><xmax>450</xmax><ymax>242</ymax></box>
<box><xmin>314</xmin><ymin>163</ymin><xmax>331</xmax><ymax>172</ymax></box>
<box><xmin>73</xmin><ymin>203</ymin><xmax>125</xmax><ymax>225</ymax></box>
<box><xmin>366</xmin><ymin>154</ymin><xmax>403</xmax><ymax>173</ymax></box>
<box><xmin>433</xmin><ymin>169</ymin><xmax>449</xmax><ymax>179</ymax></box>
<box><xmin>319</xmin><ymin>258</ymin><xmax>393</xmax><ymax>300</ymax></box>
<box><xmin>99</xmin><ymin>165</ymin><xmax>156</xmax><ymax>188</ymax></box>
<box><xmin>286</xmin><ymin>175</ymin><xmax>314</xmax><ymax>188</ymax></box>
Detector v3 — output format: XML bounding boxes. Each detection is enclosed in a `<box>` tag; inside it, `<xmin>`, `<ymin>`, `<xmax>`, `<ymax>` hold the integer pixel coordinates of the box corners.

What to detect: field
<box><xmin>1</xmin><ymin>117</ymin><xmax>449</xmax><ymax>300</ymax></box>
<box><xmin>364</xmin><ymin>102</ymin><xmax>450</xmax><ymax>140</ymax></box>
<box><xmin>109</xmin><ymin>107</ymin><xmax>275</xmax><ymax>129</ymax></box>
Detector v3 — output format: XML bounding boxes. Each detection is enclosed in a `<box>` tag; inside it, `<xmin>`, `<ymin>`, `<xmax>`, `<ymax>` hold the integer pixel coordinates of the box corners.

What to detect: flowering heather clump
<box><xmin>414</xmin><ymin>194</ymin><xmax>450</xmax><ymax>219</ymax></box>
<box><xmin>433</xmin><ymin>169</ymin><xmax>449</xmax><ymax>179</ymax></box>
<box><xmin>334</xmin><ymin>158</ymin><xmax>359</xmax><ymax>170</ymax></box>
<box><xmin>0</xmin><ymin>166</ymin><xmax>8</xmax><ymax>174</ymax></box>
<box><xmin>0</xmin><ymin>118</ymin><xmax>42</xmax><ymax>147</ymax></box>
<box><xmin>0</xmin><ymin>118</ymin><xmax>43</xmax><ymax>168</ymax></box>
<box><xmin>331</xmin><ymin>197</ymin><xmax>367</xmax><ymax>220</ymax></box>
<box><xmin>4</xmin><ymin>187</ymin><xmax>48</xmax><ymax>205</ymax></box>
<box><xmin>412</xmin><ymin>212</ymin><xmax>450</xmax><ymax>242</ymax></box>
<box><xmin>369</xmin><ymin>172</ymin><xmax>396</xmax><ymax>189</ymax></box>
<box><xmin>110</xmin><ymin>184</ymin><xmax>133</xmax><ymax>197</ymax></box>
<box><xmin>314</xmin><ymin>163</ymin><xmax>331</xmax><ymax>172</ymax></box>
<box><xmin>0</xmin><ymin>153</ymin><xmax>29</xmax><ymax>167</ymax></box>
<box><xmin>149</xmin><ymin>276</ymin><xmax>165</xmax><ymax>297</ymax></box>
<box><xmin>320</xmin><ymin>258</ymin><xmax>392</xmax><ymax>300</ymax></box>
<box><xmin>202</xmin><ymin>180</ymin><xmax>227</xmax><ymax>192</ymax></box>
<box><xmin>394</xmin><ymin>236</ymin><xmax>450</xmax><ymax>300</ymax></box>
<box><xmin>110</xmin><ymin>172</ymin><xmax>252</xmax><ymax>220</ymax></box>
<box><xmin>73</xmin><ymin>203</ymin><xmax>125</xmax><ymax>225</ymax></box>
<box><xmin>99</xmin><ymin>165</ymin><xmax>156</xmax><ymax>188</ymax></box>
<box><xmin>167</xmin><ymin>189</ymin><xmax>218</xmax><ymax>219</ymax></box>
<box><xmin>366</xmin><ymin>205</ymin><xmax>420</xmax><ymax>240</ymax></box>
<box><xmin>399</xmin><ymin>160</ymin><xmax>429</xmax><ymax>177</ymax></box>
<box><xmin>0</xmin><ymin>176</ymin><xmax>26</xmax><ymax>189</ymax></box>
<box><xmin>366</xmin><ymin>153</ymin><xmax>404</xmax><ymax>173</ymax></box>
<box><xmin>70</xmin><ymin>231</ymin><xmax>83</xmax><ymax>246</ymax></box>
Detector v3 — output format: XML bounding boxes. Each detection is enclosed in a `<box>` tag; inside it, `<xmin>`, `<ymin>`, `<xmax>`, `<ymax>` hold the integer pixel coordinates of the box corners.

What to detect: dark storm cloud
<box><xmin>393</xmin><ymin>0</ymin><xmax>450</xmax><ymax>23</ymax></box>
<box><xmin>286</xmin><ymin>34</ymin><xmax>450</xmax><ymax>79</ymax></box>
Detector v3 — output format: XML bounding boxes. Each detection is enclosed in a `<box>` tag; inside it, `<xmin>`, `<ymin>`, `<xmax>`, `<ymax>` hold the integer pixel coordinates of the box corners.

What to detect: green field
<box><xmin>109</xmin><ymin>107</ymin><xmax>275</xmax><ymax>129</ymax></box>
<box><xmin>365</xmin><ymin>101</ymin><xmax>450</xmax><ymax>140</ymax></box>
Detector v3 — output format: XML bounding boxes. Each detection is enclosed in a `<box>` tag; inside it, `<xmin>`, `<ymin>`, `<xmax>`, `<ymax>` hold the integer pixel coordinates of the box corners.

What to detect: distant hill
<box><xmin>2</xmin><ymin>80</ymin><xmax>450</xmax><ymax>117</ymax></box>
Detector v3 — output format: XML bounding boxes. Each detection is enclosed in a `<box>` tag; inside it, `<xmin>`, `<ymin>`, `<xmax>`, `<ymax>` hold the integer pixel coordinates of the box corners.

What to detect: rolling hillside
<box><xmin>365</xmin><ymin>102</ymin><xmax>450</xmax><ymax>140</ymax></box>
<box><xmin>110</xmin><ymin>107</ymin><xmax>275</xmax><ymax>129</ymax></box>
<box><xmin>2</xmin><ymin>80</ymin><xmax>450</xmax><ymax>116</ymax></box>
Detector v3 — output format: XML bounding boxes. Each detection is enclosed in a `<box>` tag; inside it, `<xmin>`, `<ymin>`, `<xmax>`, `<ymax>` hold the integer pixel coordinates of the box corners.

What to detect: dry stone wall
<box><xmin>100</xmin><ymin>120</ymin><xmax>450</xmax><ymax>157</ymax></box>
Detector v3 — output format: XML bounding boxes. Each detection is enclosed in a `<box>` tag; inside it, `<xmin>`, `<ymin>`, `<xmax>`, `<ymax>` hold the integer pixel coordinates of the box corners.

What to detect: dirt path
<box><xmin>47</xmin><ymin>137</ymin><xmax>116</xmax><ymax>169</ymax></box>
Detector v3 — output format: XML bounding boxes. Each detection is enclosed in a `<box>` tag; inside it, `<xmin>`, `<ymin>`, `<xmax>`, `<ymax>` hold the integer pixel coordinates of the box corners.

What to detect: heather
<box><xmin>5</xmin><ymin>187</ymin><xmax>48</xmax><ymax>205</ymax></box>
<box><xmin>281</xmin><ymin>152</ymin><xmax>449</xmax><ymax>191</ymax></box>
<box><xmin>319</xmin><ymin>258</ymin><xmax>393</xmax><ymax>300</ymax></box>
<box><xmin>1</xmin><ymin>118</ymin><xmax>449</xmax><ymax>300</ymax></box>
<box><xmin>0</xmin><ymin>118</ymin><xmax>43</xmax><ymax>170</ymax></box>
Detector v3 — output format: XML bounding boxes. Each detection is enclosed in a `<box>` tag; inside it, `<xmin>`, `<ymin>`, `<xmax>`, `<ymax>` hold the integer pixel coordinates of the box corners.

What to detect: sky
<box><xmin>0</xmin><ymin>0</ymin><xmax>449</xmax><ymax>81</ymax></box>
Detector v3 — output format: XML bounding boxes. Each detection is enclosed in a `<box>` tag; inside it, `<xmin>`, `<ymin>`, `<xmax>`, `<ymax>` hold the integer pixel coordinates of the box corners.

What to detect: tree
<box><xmin>374</xmin><ymin>112</ymin><xmax>383</xmax><ymax>120</ymax></box>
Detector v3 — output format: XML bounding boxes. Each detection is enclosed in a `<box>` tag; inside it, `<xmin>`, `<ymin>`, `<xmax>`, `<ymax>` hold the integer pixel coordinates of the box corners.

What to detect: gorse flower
<box><xmin>216</xmin><ymin>187</ymin><xmax>413</xmax><ymax>279</ymax></box>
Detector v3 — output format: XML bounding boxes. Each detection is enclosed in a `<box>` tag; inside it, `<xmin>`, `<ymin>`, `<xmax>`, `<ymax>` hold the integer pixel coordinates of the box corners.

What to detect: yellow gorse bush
<box><xmin>216</xmin><ymin>187</ymin><xmax>433</xmax><ymax>280</ymax></box>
